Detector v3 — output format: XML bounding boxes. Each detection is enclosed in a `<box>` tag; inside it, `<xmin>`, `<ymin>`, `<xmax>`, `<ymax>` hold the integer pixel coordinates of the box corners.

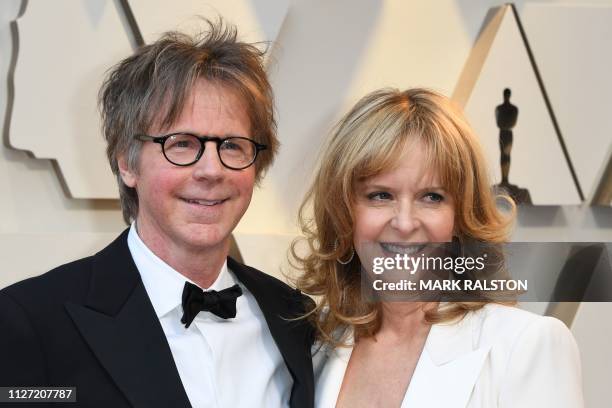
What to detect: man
<box><xmin>0</xmin><ymin>21</ymin><xmax>314</xmax><ymax>408</ymax></box>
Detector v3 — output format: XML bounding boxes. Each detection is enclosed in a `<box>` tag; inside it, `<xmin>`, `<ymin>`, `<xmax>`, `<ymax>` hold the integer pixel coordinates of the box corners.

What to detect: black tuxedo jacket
<box><xmin>0</xmin><ymin>230</ymin><xmax>315</xmax><ymax>408</ymax></box>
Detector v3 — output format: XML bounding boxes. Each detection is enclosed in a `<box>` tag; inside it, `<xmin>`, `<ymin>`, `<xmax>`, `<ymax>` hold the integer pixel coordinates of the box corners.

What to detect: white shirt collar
<box><xmin>127</xmin><ymin>222</ymin><xmax>236</xmax><ymax>319</ymax></box>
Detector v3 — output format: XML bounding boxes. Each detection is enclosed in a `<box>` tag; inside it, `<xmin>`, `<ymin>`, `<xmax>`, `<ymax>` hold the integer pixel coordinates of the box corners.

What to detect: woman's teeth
<box><xmin>380</xmin><ymin>242</ymin><xmax>426</xmax><ymax>255</ymax></box>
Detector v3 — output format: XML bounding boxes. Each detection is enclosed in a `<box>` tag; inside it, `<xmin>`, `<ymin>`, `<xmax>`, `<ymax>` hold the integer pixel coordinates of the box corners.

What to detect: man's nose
<box><xmin>192</xmin><ymin>141</ymin><xmax>224</xmax><ymax>180</ymax></box>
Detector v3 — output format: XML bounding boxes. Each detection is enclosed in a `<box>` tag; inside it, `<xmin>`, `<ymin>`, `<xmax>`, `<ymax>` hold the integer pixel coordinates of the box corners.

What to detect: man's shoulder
<box><xmin>238</xmin><ymin>261</ymin><xmax>292</xmax><ymax>290</ymax></box>
<box><xmin>0</xmin><ymin>229</ymin><xmax>129</xmax><ymax>295</ymax></box>
<box><xmin>1</xmin><ymin>255</ymin><xmax>94</xmax><ymax>308</ymax></box>
<box><xmin>1</xmin><ymin>229</ymin><xmax>131</xmax><ymax>305</ymax></box>
<box><xmin>229</xmin><ymin>257</ymin><xmax>314</xmax><ymax>314</ymax></box>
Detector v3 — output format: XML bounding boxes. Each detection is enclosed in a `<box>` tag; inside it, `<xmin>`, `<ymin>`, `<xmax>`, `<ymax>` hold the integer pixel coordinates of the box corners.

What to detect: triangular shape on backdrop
<box><xmin>521</xmin><ymin>3</ymin><xmax>612</xmax><ymax>206</ymax></box>
<box><xmin>453</xmin><ymin>4</ymin><xmax>582</xmax><ymax>205</ymax></box>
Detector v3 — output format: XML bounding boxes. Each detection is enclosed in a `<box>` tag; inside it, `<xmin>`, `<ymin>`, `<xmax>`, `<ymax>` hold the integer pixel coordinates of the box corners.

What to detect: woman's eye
<box><xmin>367</xmin><ymin>191</ymin><xmax>393</xmax><ymax>201</ymax></box>
<box><xmin>423</xmin><ymin>192</ymin><xmax>444</xmax><ymax>203</ymax></box>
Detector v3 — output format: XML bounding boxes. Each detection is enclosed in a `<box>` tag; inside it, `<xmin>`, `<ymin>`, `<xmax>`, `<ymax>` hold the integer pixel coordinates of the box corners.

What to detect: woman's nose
<box><xmin>389</xmin><ymin>201</ymin><xmax>421</xmax><ymax>236</ymax></box>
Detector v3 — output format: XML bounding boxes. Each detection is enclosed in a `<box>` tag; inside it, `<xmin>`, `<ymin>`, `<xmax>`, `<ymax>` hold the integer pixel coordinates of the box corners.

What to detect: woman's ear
<box><xmin>118</xmin><ymin>155</ymin><xmax>137</xmax><ymax>188</ymax></box>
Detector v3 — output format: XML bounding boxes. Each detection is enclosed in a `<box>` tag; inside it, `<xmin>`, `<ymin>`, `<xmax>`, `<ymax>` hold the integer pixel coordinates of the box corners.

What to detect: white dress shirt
<box><xmin>127</xmin><ymin>225</ymin><xmax>292</xmax><ymax>408</ymax></box>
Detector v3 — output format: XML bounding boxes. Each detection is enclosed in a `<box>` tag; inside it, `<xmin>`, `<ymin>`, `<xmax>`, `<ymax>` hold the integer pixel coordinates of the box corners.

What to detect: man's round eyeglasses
<box><xmin>135</xmin><ymin>133</ymin><xmax>267</xmax><ymax>170</ymax></box>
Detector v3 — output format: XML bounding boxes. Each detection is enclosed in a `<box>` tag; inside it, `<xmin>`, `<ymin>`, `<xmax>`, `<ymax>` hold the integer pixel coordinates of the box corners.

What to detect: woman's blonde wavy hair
<box><xmin>291</xmin><ymin>88</ymin><xmax>516</xmax><ymax>346</ymax></box>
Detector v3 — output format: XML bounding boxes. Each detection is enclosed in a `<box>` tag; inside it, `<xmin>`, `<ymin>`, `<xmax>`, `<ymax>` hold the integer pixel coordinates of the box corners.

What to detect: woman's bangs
<box><xmin>352</xmin><ymin>127</ymin><xmax>410</xmax><ymax>182</ymax></box>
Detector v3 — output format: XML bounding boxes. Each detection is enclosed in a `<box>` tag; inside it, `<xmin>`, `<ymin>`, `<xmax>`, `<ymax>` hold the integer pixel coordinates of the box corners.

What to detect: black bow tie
<box><xmin>180</xmin><ymin>282</ymin><xmax>243</xmax><ymax>328</ymax></box>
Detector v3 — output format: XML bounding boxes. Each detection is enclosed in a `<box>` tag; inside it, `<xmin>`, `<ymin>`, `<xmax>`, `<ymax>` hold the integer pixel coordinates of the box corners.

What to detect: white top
<box><xmin>313</xmin><ymin>303</ymin><xmax>584</xmax><ymax>408</ymax></box>
<box><xmin>128</xmin><ymin>224</ymin><xmax>292</xmax><ymax>408</ymax></box>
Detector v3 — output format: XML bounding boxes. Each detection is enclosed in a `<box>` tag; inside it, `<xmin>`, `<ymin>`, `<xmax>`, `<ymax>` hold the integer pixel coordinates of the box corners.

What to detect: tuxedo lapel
<box><xmin>65</xmin><ymin>230</ymin><xmax>191</xmax><ymax>408</ymax></box>
<box><xmin>314</xmin><ymin>343</ymin><xmax>352</xmax><ymax>408</ymax></box>
<box><xmin>229</xmin><ymin>257</ymin><xmax>315</xmax><ymax>408</ymax></box>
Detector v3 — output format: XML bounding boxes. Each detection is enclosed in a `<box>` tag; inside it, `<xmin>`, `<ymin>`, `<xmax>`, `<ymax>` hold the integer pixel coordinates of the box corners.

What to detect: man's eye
<box><xmin>221</xmin><ymin>141</ymin><xmax>243</xmax><ymax>151</ymax></box>
<box><xmin>367</xmin><ymin>192</ymin><xmax>393</xmax><ymax>201</ymax></box>
<box><xmin>423</xmin><ymin>192</ymin><xmax>444</xmax><ymax>203</ymax></box>
<box><xmin>166</xmin><ymin>137</ymin><xmax>196</xmax><ymax>150</ymax></box>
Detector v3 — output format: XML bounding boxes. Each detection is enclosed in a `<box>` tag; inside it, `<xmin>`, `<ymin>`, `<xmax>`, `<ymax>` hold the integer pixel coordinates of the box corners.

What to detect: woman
<box><xmin>292</xmin><ymin>88</ymin><xmax>583</xmax><ymax>407</ymax></box>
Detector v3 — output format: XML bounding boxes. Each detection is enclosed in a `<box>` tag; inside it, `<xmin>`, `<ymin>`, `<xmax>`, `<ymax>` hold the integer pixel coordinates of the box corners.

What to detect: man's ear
<box><xmin>118</xmin><ymin>155</ymin><xmax>137</xmax><ymax>188</ymax></box>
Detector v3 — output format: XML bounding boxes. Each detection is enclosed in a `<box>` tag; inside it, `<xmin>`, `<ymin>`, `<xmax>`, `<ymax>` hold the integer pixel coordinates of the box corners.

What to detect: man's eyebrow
<box><xmin>164</xmin><ymin>130</ymin><xmax>247</xmax><ymax>137</ymax></box>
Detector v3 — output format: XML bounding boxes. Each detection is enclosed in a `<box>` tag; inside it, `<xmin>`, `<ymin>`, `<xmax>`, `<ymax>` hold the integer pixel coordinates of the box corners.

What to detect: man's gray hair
<box><xmin>99</xmin><ymin>19</ymin><xmax>278</xmax><ymax>224</ymax></box>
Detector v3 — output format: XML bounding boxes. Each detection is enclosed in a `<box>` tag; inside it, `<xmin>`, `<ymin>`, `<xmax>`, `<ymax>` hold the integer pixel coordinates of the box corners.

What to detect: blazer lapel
<box><xmin>402</xmin><ymin>313</ymin><xmax>491</xmax><ymax>408</ymax></box>
<box><xmin>229</xmin><ymin>257</ymin><xmax>315</xmax><ymax>408</ymax></box>
<box><xmin>65</xmin><ymin>230</ymin><xmax>191</xmax><ymax>408</ymax></box>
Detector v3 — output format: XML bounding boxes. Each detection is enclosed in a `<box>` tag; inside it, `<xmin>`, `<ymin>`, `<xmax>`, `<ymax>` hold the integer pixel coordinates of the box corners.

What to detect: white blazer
<box><xmin>313</xmin><ymin>304</ymin><xmax>584</xmax><ymax>408</ymax></box>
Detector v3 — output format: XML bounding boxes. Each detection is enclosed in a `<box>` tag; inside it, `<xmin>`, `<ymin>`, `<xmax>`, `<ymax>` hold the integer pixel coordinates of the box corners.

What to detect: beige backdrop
<box><xmin>1</xmin><ymin>1</ymin><xmax>611</xmax><ymax>406</ymax></box>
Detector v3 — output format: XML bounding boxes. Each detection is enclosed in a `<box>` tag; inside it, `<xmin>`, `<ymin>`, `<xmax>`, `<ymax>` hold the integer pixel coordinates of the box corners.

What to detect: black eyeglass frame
<box><xmin>135</xmin><ymin>133</ymin><xmax>267</xmax><ymax>170</ymax></box>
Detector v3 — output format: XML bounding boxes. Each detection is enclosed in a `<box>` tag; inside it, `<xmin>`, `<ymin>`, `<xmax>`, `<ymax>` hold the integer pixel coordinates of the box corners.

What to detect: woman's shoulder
<box><xmin>470</xmin><ymin>305</ymin><xmax>583</xmax><ymax>406</ymax></box>
<box><xmin>476</xmin><ymin>303</ymin><xmax>570</xmax><ymax>331</ymax></box>
<box><xmin>472</xmin><ymin>303</ymin><xmax>577</xmax><ymax>352</ymax></box>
